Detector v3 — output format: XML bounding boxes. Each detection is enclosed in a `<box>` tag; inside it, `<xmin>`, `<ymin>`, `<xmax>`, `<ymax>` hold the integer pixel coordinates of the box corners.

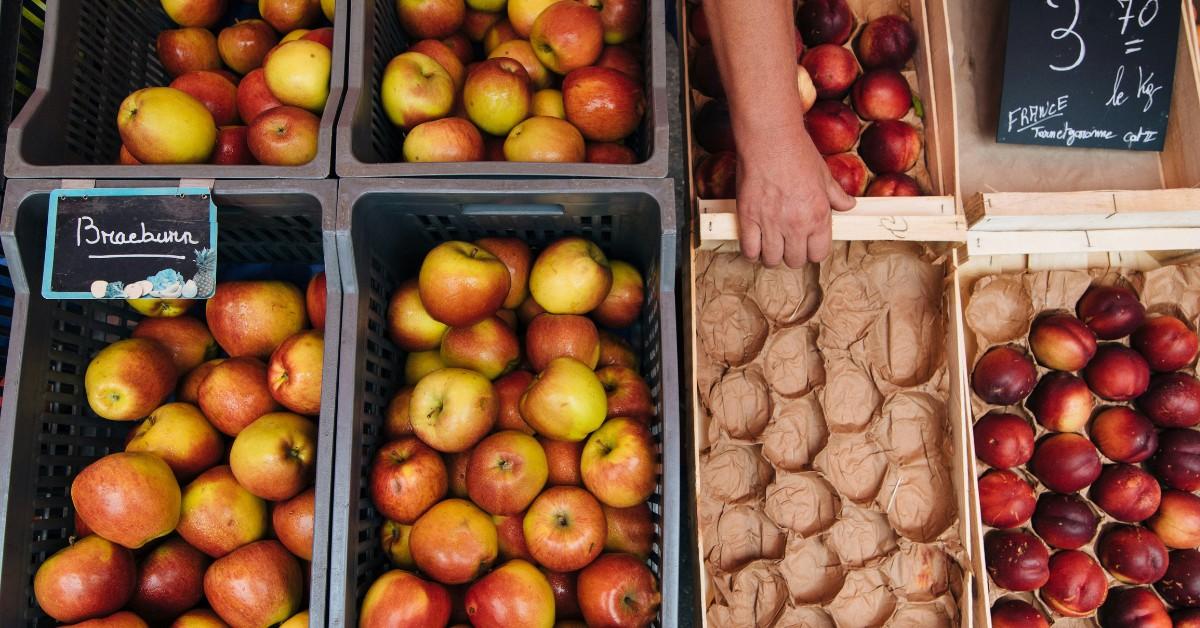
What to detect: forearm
<box><xmin>704</xmin><ymin>0</ymin><xmax>807</xmax><ymax>141</ymax></box>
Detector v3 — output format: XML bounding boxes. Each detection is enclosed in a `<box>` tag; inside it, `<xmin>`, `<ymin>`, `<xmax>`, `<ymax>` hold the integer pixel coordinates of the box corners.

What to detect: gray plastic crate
<box><xmin>329</xmin><ymin>177</ymin><xmax>680</xmax><ymax>626</ymax></box>
<box><xmin>4</xmin><ymin>1</ymin><xmax>348</xmax><ymax>179</ymax></box>
<box><xmin>0</xmin><ymin>179</ymin><xmax>341</xmax><ymax>627</ymax></box>
<box><xmin>335</xmin><ymin>0</ymin><xmax>669</xmax><ymax>178</ymax></box>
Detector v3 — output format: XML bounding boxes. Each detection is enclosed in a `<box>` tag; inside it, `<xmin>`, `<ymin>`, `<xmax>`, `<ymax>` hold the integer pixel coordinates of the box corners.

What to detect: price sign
<box><xmin>42</xmin><ymin>187</ymin><xmax>218</xmax><ymax>300</ymax></box>
<box><xmin>997</xmin><ymin>0</ymin><xmax>1181</xmax><ymax>151</ymax></box>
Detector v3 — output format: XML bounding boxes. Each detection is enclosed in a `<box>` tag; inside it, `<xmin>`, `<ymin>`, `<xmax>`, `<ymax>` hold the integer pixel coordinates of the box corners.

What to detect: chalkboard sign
<box><xmin>997</xmin><ymin>0</ymin><xmax>1181</xmax><ymax>151</ymax></box>
<box><xmin>42</xmin><ymin>188</ymin><xmax>218</xmax><ymax>300</ymax></box>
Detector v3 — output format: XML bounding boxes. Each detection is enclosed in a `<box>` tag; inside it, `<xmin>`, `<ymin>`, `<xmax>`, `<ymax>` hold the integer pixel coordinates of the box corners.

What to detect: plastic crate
<box><xmin>4</xmin><ymin>1</ymin><xmax>348</xmax><ymax>180</ymax></box>
<box><xmin>329</xmin><ymin>177</ymin><xmax>681</xmax><ymax>626</ymax></box>
<box><xmin>335</xmin><ymin>0</ymin><xmax>670</xmax><ymax>178</ymax></box>
<box><xmin>0</xmin><ymin>179</ymin><xmax>341</xmax><ymax>627</ymax></box>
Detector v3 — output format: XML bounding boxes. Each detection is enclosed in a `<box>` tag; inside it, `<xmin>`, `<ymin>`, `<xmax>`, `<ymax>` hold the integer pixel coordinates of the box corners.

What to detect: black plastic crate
<box><xmin>329</xmin><ymin>177</ymin><xmax>681</xmax><ymax>626</ymax></box>
<box><xmin>4</xmin><ymin>1</ymin><xmax>348</xmax><ymax>179</ymax></box>
<box><xmin>0</xmin><ymin>179</ymin><xmax>341</xmax><ymax>626</ymax></box>
<box><xmin>335</xmin><ymin>0</ymin><xmax>669</xmax><ymax>178</ymax></box>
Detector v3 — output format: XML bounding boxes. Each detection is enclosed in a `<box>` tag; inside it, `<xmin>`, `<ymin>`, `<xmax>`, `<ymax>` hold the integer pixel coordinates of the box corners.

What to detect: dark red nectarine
<box><xmin>973</xmin><ymin>411</ymin><xmax>1035</xmax><ymax>469</ymax></box>
<box><xmin>1028</xmin><ymin>313</ymin><xmax>1097</xmax><ymax>372</ymax></box>
<box><xmin>804</xmin><ymin>100</ymin><xmax>860</xmax><ymax>155</ymax></box>
<box><xmin>1133</xmin><ymin>315</ymin><xmax>1199</xmax><ymax>372</ymax></box>
<box><xmin>1098</xmin><ymin>586</ymin><xmax>1172</xmax><ymax>628</ymax></box>
<box><xmin>858</xmin><ymin>120</ymin><xmax>921</xmax><ymax>175</ymax></box>
<box><xmin>1033</xmin><ymin>492</ymin><xmax>1098</xmax><ymax>549</ymax></box>
<box><xmin>694</xmin><ymin>100</ymin><xmax>734</xmax><ymax>154</ymax></box>
<box><xmin>1090</xmin><ymin>406</ymin><xmax>1158</xmax><ymax>463</ymax></box>
<box><xmin>865</xmin><ymin>173</ymin><xmax>920</xmax><ymax>196</ymax></box>
<box><xmin>1029</xmin><ymin>433</ymin><xmax>1101</xmax><ymax>493</ymax></box>
<box><xmin>985</xmin><ymin>529</ymin><xmax>1050</xmax><ymax>591</ymax></box>
<box><xmin>695</xmin><ymin>152</ymin><xmax>737</xmax><ymax>200</ymax></box>
<box><xmin>991</xmin><ymin>598</ymin><xmax>1049</xmax><ymax>628</ymax></box>
<box><xmin>1077</xmin><ymin>284</ymin><xmax>1146</xmax><ymax>340</ymax></box>
<box><xmin>1148</xmin><ymin>428</ymin><xmax>1200</xmax><ymax>491</ymax></box>
<box><xmin>1041</xmin><ymin>550</ymin><xmax>1109</xmax><ymax>617</ymax></box>
<box><xmin>1155</xmin><ymin>549</ymin><xmax>1200</xmax><ymax>608</ymax></box>
<box><xmin>797</xmin><ymin>0</ymin><xmax>855</xmax><ymax>45</ymax></box>
<box><xmin>978</xmin><ymin>469</ymin><xmax>1037</xmax><ymax>529</ymax></box>
<box><xmin>1097</xmin><ymin>524</ymin><xmax>1169</xmax><ymax>585</ymax></box>
<box><xmin>855</xmin><ymin>15</ymin><xmax>918</xmax><ymax>69</ymax></box>
<box><xmin>1027</xmin><ymin>371</ymin><xmax>1094</xmax><ymax>433</ymax></box>
<box><xmin>1083</xmin><ymin>344</ymin><xmax>1150</xmax><ymax>401</ymax></box>
<box><xmin>1138</xmin><ymin>372</ymin><xmax>1200</xmax><ymax>428</ymax></box>
<box><xmin>1090</xmin><ymin>464</ymin><xmax>1162</xmax><ymax>523</ymax></box>
<box><xmin>971</xmin><ymin>345</ymin><xmax>1038</xmax><ymax>405</ymax></box>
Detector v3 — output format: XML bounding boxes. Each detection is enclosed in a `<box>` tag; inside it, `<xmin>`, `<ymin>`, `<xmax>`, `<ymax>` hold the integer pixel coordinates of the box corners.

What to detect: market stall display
<box><xmin>329</xmin><ymin>178</ymin><xmax>680</xmax><ymax>627</ymax></box>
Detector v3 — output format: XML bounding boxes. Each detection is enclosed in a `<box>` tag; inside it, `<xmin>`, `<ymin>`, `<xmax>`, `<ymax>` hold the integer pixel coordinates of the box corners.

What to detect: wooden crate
<box><xmin>687</xmin><ymin>239</ymin><xmax>980</xmax><ymax>626</ymax></box>
<box><xmin>684</xmin><ymin>0</ymin><xmax>966</xmax><ymax>249</ymax></box>
<box><xmin>952</xmin><ymin>0</ymin><xmax>1200</xmax><ymax>231</ymax></box>
<box><xmin>953</xmin><ymin>247</ymin><xmax>1200</xmax><ymax>628</ymax></box>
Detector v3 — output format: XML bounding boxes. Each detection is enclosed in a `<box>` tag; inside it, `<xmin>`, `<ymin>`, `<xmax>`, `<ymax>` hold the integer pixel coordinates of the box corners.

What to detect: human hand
<box><xmin>735</xmin><ymin>122</ymin><xmax>855</xmax><ymax>268</ymax></box>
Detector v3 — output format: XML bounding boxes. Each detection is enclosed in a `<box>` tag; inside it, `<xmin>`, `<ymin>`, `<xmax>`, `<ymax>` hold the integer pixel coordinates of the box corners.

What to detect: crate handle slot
<box><xmin>463</xmin><ymin>203</ymin><xmax>565</xmax><ymax>216</ymax></box>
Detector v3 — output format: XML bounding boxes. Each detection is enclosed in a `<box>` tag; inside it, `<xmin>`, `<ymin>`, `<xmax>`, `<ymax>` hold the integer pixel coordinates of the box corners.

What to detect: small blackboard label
<box><xmin>997</xmin><ymin>0</ymin><xmax>1181</xmax><ymax>151</ymax></box>
<box><xmin>42</xmin><ymin>188</ymin><xmax>217</xmax><ymax>300</ymax></box>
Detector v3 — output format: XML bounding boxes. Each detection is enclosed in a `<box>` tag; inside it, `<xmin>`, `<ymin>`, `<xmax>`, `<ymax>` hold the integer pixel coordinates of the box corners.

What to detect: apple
<box><xmin>441</xmin><ymin>315</ymin><xmax>521</xmax><ymax>380</ymax></box>
<box><xmin>523</xmin><ymin>486</ymin><xmax>606</xmax><ymax>572</ymax></box>
<box><xmin>797</xmin><ymin>0</ymin><xmax>854</xmax><ymax>45</ymax></box>
<box><xmin>177</xmin><ymin>465</ymin><xmax>269</xmax><ymax>558</ymax></box>
<box><xmin>465</xmin><ymin>57</ymin><xmax>533</xmax><ymax>136</ymax></box>
<box><xmin>542</xmin><ymin>436</ymin><xmax>583</xmax><ymax>485</ymax></box>
<box><xmin>267</xmin><ymin>329</ymin><xmax>324</xmax><ymax>415</ymax></box>
<box><xmin>403</xmin><ymin>118</ymin><xmax>482</xmax><ymax>165</ymax></box>
<box><xmin>322</xmin><ymin>0</ymin><xmax>335</xmax><ymax>20</ymax></box>
<box><xmin>586</xmin><ymin>142</ymin><xmax>637</xmax><ymax>164</ymax></box>
<box><xmin>529</xmin><ymin>236</ymin><xmax>613</xmax><ymax>314</ymax></box>
<box><xmin>129</xmin><ymin>536</ymin><xmax>208</xmax><ymax>622</ymax></box>
<box><xmin>509</xmin><ymin>0</ymin><xmax>559</xmax><ymax>37</ymax></box>
<box><xmin>805</xmin><ymin>99</ymin><xmax>861</xmax><ymax>155</ymax></box>
<box><xmin>125</xmin><ymin>402</ymin><xmax>223</xmax><ymax>481</ymax></box>
<box><xmin>62</xmin><ymin>611</ymin><xmax>150</xmax><ymax>627</ymax></box>
<box><xmin>577</xmin><ymin>553</ymin><xmax>660</xmax><ymax>626</ymax></box>
<box><xmin>157</xmin><ymin>28</ymin><xmax>222</xmax><ymax>77</ymax></box>
<box><xmin>485</xmin><ymin>18</ymin><xmax>521</xmax><ymax>53</ymax></box>
<box><xmin>411</xmin><ymin>367</ymin><xmax>499</xmax><ymax>452</ymax></box>
<box><xmin>464</xmin><ymin>7</ymin><xmax>502</xmax><ymax>41</ymax></box>
<box><xmin>493</xmin><ymin>370</ymin><xmax>536</xmax><ymax>434</ymax></box>
<box><xmin>603</xmin><ymin>503</ymin><xmax>653</xmax><ymax>558</ymax></box>
<box><xmin>162</xmin><ymin>0</ymin><xmax>227</xmax><ymax>27</ymax></box>
<box><xmin>866</xmin><ymin>173</ymin><xmax>920</xmax><ymax>196</ymax></box>
<box><xmin>419</xmin><ymin>241</ymin><xmax>512</xmax><ymax>327</ymax></box>
<box><xmin>411</xmin><ymin>499</ymin><xmax>499</xmax><ymax>584</ymax></box>
<box><xmin>211</xmin><ymin>125</ymin><xmax>255</xmax><ymax>164</ymax></box>
<box><xmin>381</xmin><ymin>520</ymin><xmax>416</xmax><ymax>568</ymax></box>
<box><xmin>198</xmin><ymin>357</ymin><xmax>281</xmax><ymax>436</ymax></box>
<box><xmin>504</xmin><ymin>116</ymin><xmax>587</xmax><ymax>162</ymax></box>
<box><xmin>544</xmin><ymin>569</ymin><xmax>581</xmax><ymax>618</ymax></box>
<box><xmin>532</xmin><ymin>88</ymin><xmax>566</xmax><ymax>118</ymax></box>
<box><xmin>475</xmin><ymin>237</ymin><xmax>532</xmax><ymax>309</ymax></box>
<box><xmin>263</xmin><ymin>40</ymin><xmax>331</xmax><ymax>113</ymax></box>
<box><xmin>859</xmin><ymin>120</ymin><xmax>921</xmax><ymax>174</ymax></box>
<box><xmin>521</xmin><ymin>357</ymin><xmax>608</xmax><ymax>440</ymax></box>
<box><xmin>177</xmin><ymin>358</ymin><xmax>223</xmax><ymax>404</ymax></box>
<box><xmin>218</xmin><ymin>19</ymin><xmax>278</xmax><ymax>75</ymax></box>
<box><xmin>581</xmin><ymin>417</ymin><xmax>655</xmax><ymax>508</ymax></box>
<box><xmin>204</xmin><ymin>540</ymin><xmax>303</xmax><ymax>628</ymax></box>
<box><xmin>598</xmin><ymin>330</ymin><xmax>637</xmax><ymax>368</ymax></box>
<box><xmin>448</xmin><ymin>450</ymin><xmax>472</xmax><ymax>498</ymax></box>
<box><xmin>518</xmin><ymin>294</ymin><xmax>548</xmax><ymax>326</ymax></box>
<box><xmin>562</xmin><ymin>66</ymin><xmax>643</xmax><ymax>142</ymax></box>
<box><xmin>465</xmin><ymin>559</ymin><xmax>555</xmax><ymax>627</ymax></box>
<box><xmin>594</xmin><ymin>0</ymin><xmax>642</xmax><ymax>44</ymax></box>
<box><xmin>237</xmin><ymin>68</ymin><xmax>284</xmax><ymax>123</ymax></box>
<box><xmin>385</xmin><ymin>386</ymin><xmax>417</xmax><ymax>438</ymax></box>
<box><xmin>360</xmin><ymin>569</ymin><xmax>452</xmax><ymax>628</ymax></box>
<box><xmin>127</xmin><ymin>298</ymin><xmax>193</xmax><ymax>318</ymax></box>
<box><xmin>467</xmin><ymin>431</ymin><xmax>549</xmax><ymax>515</ymax></box>
<box><xmin>302</xmin><ymin>26</ymin><xmax>335</xmax><ymax>49</ymax></box>
<box><xmin>856</xmin><ymin>15</ymin><xmax>918</xmax><ymax>70</ymax></box>
<box><xmin>258</xmin><ymin>0</ymin><xmax>321</xmax><ymax>32</ymax></box>
<box><xmin>370</xmin><ymin>436</ymin><xmax>448</xmax><ymax>523</ymax></box>
<box><xmin>281</xmin><ymin>29</ymin><xmax>310</xmax><ymax>42</ymax></box>
<box><xmin>273</xmin><ymin>487</ymin><xmax>315</xmax><ymax>560</ymax></box>
<box><xmin>489</xmin><ymin>39</ymin><xmax>551</xmax><ymax>90</ymax></box>
<box><xmin>597</xmin><ymin>365</ymin><xmax>653</xmax><ymax>421</ymax></box>
<box><xmin>118</xmin><ymin>87</ymin><xmax>217</xmax><ymax>164</ymax></box>
<box><xmin>207</xmin><ymin>280</ymin><xmax>307</xmax><ymax>357</ymax></box>
<box><xmin>72</xmin><ymin>452</ymin><xmax>180</xmax><ymax>550</ymax></box>
<box><xmin>131</xmin><ymin>315</ymin><xmax>216</xmax><ymax>375</ymax></box>
<box><xmin>851</xmin><ymin>69</ymin><xmax>912</xmax><ymax>121</ymax></box>
<box><xmin>406</xmin><ymin>350</ymin><xmax>448</xmax><ymax>385</ymax></box>
<box><xmin>526</xmin><ymin>314</ymin><xmax>600</xmax><ymax>371</ymax></box>
<box><xmin>229</xmin><ymin>412</ymin><xmax>317</xmax><ymax>501</ymax></box>
<box><xmin>169</xmin><ymin>608</ymin><xmax>231</xmax><ymax>627</ymax></box>
<box><xmin>34</xmin><ymin>535</ymin><xmax>136</xmax><ymax>623</ymax></box>
<box><xmin>170</xmin><ymin>71</ymin><xmax>239</xmax><ymax>126</ymax></box>
<box><xmin>593</xmin><ymin>260</ymin><xmax>644</xmax><ymax>328</ymax></box>
<box><xmin>800</xmin><ymin>44</ymin><xmax>859</xmax><ymax>99</ymax></box>
<box><xmin>387</xmin><ymin>278</ymin><xmax>449</xmax><ymax>351</ymax></box>
<box><xmin>825</xmin><ymin>153</ymin><xmax>870</xmax><ymax>196</ymax></box>
<box><xmin>411</xmin><ymin>38</ymin><xmax>467</xmax><ymax>91</ymax></box>
<box><xmin>494</xmin><ymin>513</ymin><xmax>534</xmax><ymax>561</ymax></box>
<box><xmin>530</xmin><ymin>0</ymin><xmax>604</xmax><ymax>74</ymax></box>
<box><xmin>85</xmin><ymin>338</ymin><xmax>177</xmax><ymax>421</ymax></box>
<box><xmin>118</xmin><ymin>145</ymin><xmax>142</xmax><ymax>165</ymax></box>
<box><xmin>596</xmin><ymin>44</ymin><xmax>642</xmax><ymax>82</ymax></box>
<box><xmin>381</xmin><ymin>51</ymin><xmax>456</xmax><ymax>129</ymax></box>
<box><xmin>398</xmin><ymin>0</ymin><xmax>466</xmax><ymax>38</ymax></box>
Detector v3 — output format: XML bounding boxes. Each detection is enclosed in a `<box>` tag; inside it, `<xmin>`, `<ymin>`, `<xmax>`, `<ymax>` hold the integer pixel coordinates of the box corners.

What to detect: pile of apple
<box><xmin>359</xmin><ymin>236</ymin><xmax>661</xmax><ymax>627</ymax></box>
<box><xmin>31</xmin><ymin>274</ymin><xmax>327</xmax><ymax>627</ymax></box>
<box><xmin>116</xmin><ymin>0</ymin><xmax>336</xmax><ymax>166</ymax></box>
<box><xmin>971</xmin><ymin>283</ymin><xmax>1200</xmax><ymax>626</ymax></box>
<box><xmin>690</xmin><ymin>0</ymin><xmax>927</xmax><ymax>199</ymax></box>
<box><xmin>380</xmin><ymin>0</ymin><xmax>646</xmax><ymax>164</ymax></box>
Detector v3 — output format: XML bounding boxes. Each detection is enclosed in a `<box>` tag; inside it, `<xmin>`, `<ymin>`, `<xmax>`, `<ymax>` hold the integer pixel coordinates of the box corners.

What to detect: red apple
<box><xmin>1096</xmin><ymin>524</ymin><xmax>1169</xmax><ymax>585</ymax></box>
<box><xmin>360</xmin><ymin>569</ymin><xmax>452</xmax><ymax>628</ymax></box>
<box><xmin>594</xmin><ymin>0</ymin><xmax>642</xmax><ymax>44</ymax></box>
<box><xmin>370</xmin><ymin>436</ymin><xmax>448</xmax><ymax>524</ymax></box>
<box><xmin>130</xmin><ymin>316</ymin><xmax>217</xmax><ymax>375</ymax></box>
<box><xmin>1027</xmin><ymin>371</ymin><xmax>1094</xmax><ymax>432</ymax></box>
<box><xmin>301</xmin><ymin>26</ymin><xmax>334</xmax><ymax>49</ymax></box>
<box><xmin>596</xmin><ymin>45</ymin><xmax>642</xmax><ymax>82</ymax></box>
<box><xmin>129</xmin><ymin>537</ymin><xmax>209</xmax><ymax>622</ymax></box>
<box><xmin>597</xmin><ymin>365</ymin><xmax>653</xmax><ymax>421</ymax></box>
<box><xmin>800</xmin><ymin>44</ymin><xmax>859</xmax><ymax>99</ymax></box>
<box><xmin>695</xmin><ymin>151</ymin><xmax>737</xmax><ymax>199</ymax></box>
<box><xmin>855</xmin><ymin>15</ymin><xmax>918</xmax><ymax>69</ymax></box>
<box><xmin>203</xmin><ymin>540</ymin><xmax>303</xmax><ymax>628</ymax></box>
<box><xmin>163</xmin><ymin>0</ymin><xmax>228</xmax><ymax>28</ymax></box>
<box><xmin>494</xmin><ymin>513</ymin><xmax>533</xmax><ymax>561</ymax></box>
<box><xmin>448</xmin><ymin>450</ymin><xmax>472</xmax><ymax>498</ymax></box>
<box><xmin>797</xmin><ymin>0</ymin><xmax>854</xmax><ymax>45</ymax></box>
<box><xmin>198</xmin><ymin>357</ymin><xmax>280</xmax><ymax>436</ymax></box>
<box><xmin>1028</xmin><ymin>313</ymin><xmax>1097</xmax><ymax>371</ymax></box>
<box><xmin>1029</xmin><ymin>433</ymin><xmax>1101</xmax><ymax>493</ymax></box>
<box><xmin>603</xmin><ymin>503</ymin><xmax>653</xmax><ymax>559</ymax></box>
<box><xmin>577</xmin><ymin>553</ymin><xmax>661</xmax><ymax>626</ymax></box>
<box><xmin>1032</xmin><ymin>492</ymin><xmax>1099</xmax><ymax>549</ymax></box>
<box><xmin>991</xmin><ymin>598</ymin><xmax>1049</xmax><ymax>628</ymax></box>
<box><xmin>1138</xmin><ymin>372</ymin><xmax>1200</xmax><ymax>428</ymax></box>
<box><xmin>973</xmin><ymin>411</ymin><xmax>1035</xmax><ymax>469</ymax></box>
<box><xmin>211</xmin><ymin>125</ymin><xmax>256</xmax><ymax>164</ymax></box>
<box><xmin>1133</xmin><ymin>315</ymin><xmax>1199</xmax><ymax>371</ymax></box>
<box><xmin>229</xmin><ymin>412</ymin><xmax>317</xmax><ymax>502</ymax></box>
<box><xmin>563</xmin><ymin>66</ymin><xmax>644</xmax><ymax>142</ymax></box>
<box><xmin>1085</xmin><ymin>344</ymin><xmax>1151</xmax><ymax>401</ymax></box>
<box><xmin>1099</xmin><ymin>587</ymin><xmax>1172</xmax><ymax>628</ymax></box>
<box><xmin>1149</xmin><ymin>489</ymin><xmax>1200</xmax><ymax>549</ymax></box>
<box><xmin>494</xmin><ymin>371</ymin><xmax>535</xmax><ymax>434</ymax></box>
<box><xmin>267</xmin><ymin>329</ymin><xmax>324</xmax><ymax>416</ymax></box>
<box><xmin>851</xmin><ymin>69</ymin><xmax>912</xmax><ymax>121</ymax></box>
<box><xmin>397</xmin><ymin>0</ymin><xmax>466</xmax><ymax>39</ymax></box>
<box><xmin>411</xmin><ymin>499</ymin><xmax>499</xmax><ymax>584</ymax></box>
<box><xmin>865</xmin><ymin>173</ymin><xmax>920</xmax><ymax>196</ymax></box>
<box><xmin>1157</xmin><ymin>549</ymin><xmax>1200</xmax><ymax>607</ymax></box>
<box><xmin>218</xmin><ymin>19</ymin><xmax>278</xmax><ymax>75</ymax></box>
<box><xmin>978</xmin><ymin>469</ymin><xmax>1036</xmax><ymax>528</ymax></box>
<box><xmin>476</xmin><ymin>237</ymin><xmax>532</xmax><ymax>310</ymax></box>
<box><xmin>467</xmin><ymin>430</ymin><xmax>549</xmax><ymax>515</ymax></box>
<box><xmin>34</xmin><ymin>535</ymin><xmax>136</xmax><ymax>623</ymax></box>
<box><xmin>71</xmin><ymin>453</ymin><xmax>181</xmax><ymax>549</ymax></box>
<box><xmin>176</xmin><ymin>358</ymin><xmax>222</xmax><ymax>405</ymax></box>
<box><xmin>259</xmin><ymin>0</ymin><xmax>322</xmax><ymax>32</ymax></box>
<box><xmin>523</xmin><ymin>486</ymin><xmax>606</xmax><ymax>572</ymax></box>
<box><xmin>85</xmin><ymin>338</ymin><xmax>178</xmax><ymax>421</ymax></box>
<box><xmin>464</xmin><ymin>559</ymin><xmax>556</xmax><ymax>627</ymax></box>
<box><xmin>157</xmin><ymin>28</ymin><xmax>222</xmax><ymax>77</ymax></box>
<box><xmin>530</xmin><ymin>0</ymin><xmax>605</xmax><ymax>74</ymax></box>
<box><xmin>586</xmin><ymin>142</ymin><xmax>637</xmax><ymax>164</ymax></box>
<box><xmin>1149</xmin><ymin>428</ymin><xmax>1200</xmax><ymax>491</ymax></box>
<box><xmin>1090</xmin><ymin>406</ymin><xmax>1158</xmax><ymax>463</ymax></box>
<box><xmin>62</xmin><ymin>610</ymin><xmax>150</xmax><ymax>627</ymax></box>
<box><xmin>526</xmin><ymin>313</ymin><xmax>600</xmax><ymax>371</ymax></box>
<box><xmin>247</xmin><ymin>105</ymin><xmax>320</xmax><ymax>166</ymax></box>
<box><xmin>419</xmin><ymin>241</ymin><xmax>512</xmax><ymax>327</ymax></box>
<box><xmin>170</xmin><ymin>71</ymin><xmax>239</xmax><ymax>126</ymax></box>
<box><xmin>824</xmin><ymin>153</ymin><xmax>870</xmax><ymax>196</ymax></box>
<box><xmin>1077</xmin><ymin>284</ymin><xmax>1146</xmax><ymax>340</ymax></box>
<box><xmin>306</xmin><ymin>271</ymin><xmax>326</xmax><ymax>330</ymax></box>
<box><xmin>1042</xmin><ymin>550</ymin><xmax>1108</xmax><ymax>617</ymax></box>
<box><xmin>542</xmin><ymin>436</ymin><xmax>584</xmax><ymax>485</ymax></box>
<box><xmin>581</xmin><ymin>418</ymin><xmax>656</xmax><ymax>508</ymax></box>
<box><xmin>202</xmin><ymin>282</ymin><xmax>311</xmax><ymax>360</ymax></box>
<box><xmin>440</xmin><ymin>315</ymin><xmax>521</xmax><ymax>380</ymax></box>
<box><xmin>464</xmin><ymin>7</ymin><xmax>501</xmax><ymax>41</ymax></box>
<box><xmin>412</xmin><ymin>38</ymin><xmax>467</xmax><ymax>90</ymax></box>
<box><xmin>273</xmin><ymin>487</ymin><xmax>315</xmax><ymax>560</ymax></box>
<box><xmin>236</xmin><ymin>68</ymin><xmax>284</xmax><ymax>124</ymax></box>
<box><xmin>858</xmin><ymin>119</ymin><xmax>921</xmax><ymax>174</ymax></box>
<box><xmin>805</xmin><ymin>99</ymin><xmax>860</xmax><ymax>155</ymax></box>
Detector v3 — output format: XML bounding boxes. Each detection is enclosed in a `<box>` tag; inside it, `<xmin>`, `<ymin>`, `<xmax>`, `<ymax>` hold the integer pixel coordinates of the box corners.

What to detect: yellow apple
<box><xmin>117</xmin><ymin>87</ymin><xmax>217</xmax><ymax>164</ymax></box>
<box><xmin>404</xmin><ymin>117</ymin><xmax>485</xmax><ymax>163</ymax></box>
<box><xmin>529</xmin><ymin>236</ymin><xmax>613</xmax><ymax>313</ymax></box>
<box><xmin>85</xmin><ymin>338</ymin><xmax>178</xmax><ymax>421</ymax></box>
<box><xmin>464</xmin><ymin>57</ymin><xmax>532</xmax><ymax>136</ymax></box>
<box><xmin>127</xmin><ymin>298</ymin><xmax>193</xmax><ymax>318</ymax></box>
<box><xmin>229</xmin><ymin>412</ymin><xmax>317</xmax><ymax>501</ymax></box>
<box><xmin>381</xmin><ymin>51</ymin><xmax>456</xmax><ymax>129</ymax></box>
<box><xmin>405</xmin><ymin>350</ymin><xmax>448</xmax><ymax>385</ymax></box>
<box><xmin>387</xmin><ymin>279</ymin><xmax>449</xmax><ymax>351</ymax></box>
<box><xmin>410</xmin><ymin>367</ymin><xmax>498</xmax><ymax>452</ymax></box>
<box><xmin>321</xmin><ymin>0</ymin><xmax>335</xmax><ymax>20</ymax></box>
<box><xmin>125</xmin><ymin>402</ymin><xmax>224</xmax><ymax>481</ymax></box>
<box><xmin>264</xmin><ymin>40</ymin><xmax>331</xmax><ymax>112</ymax></box>
<box><xmin>488</xmin><ymin>39</ymin><xmax>551</xmax><ymax>89</ymax></box>
<box><xmin>580</xmin><ymin>417</ymin><xmax>656</xmax><ymax>507</ymax></box>
<box><xmin>465</xmin><ymin>559</ymin><xmax>555</xmax><ymax>627</ymax></box>
<box><xmin>530</xmin><ymin>0</ymin><xmax>604</xmax><ymax>74</ymax></box>
<box><xmin>531</xmin><ymin>88</ymin><xmax>565</xmax><ymax>118</ymax></box>
<box><xmin>281</xmin><ymin>28</ymin><xmax>310</xmax><ymax>42</ymax></box>
<box><xmin>504</xmin><ymin>116</ymin><xmax>585</xmax><ymax>162</ymax></box>
<box><xmin>519</xmin><ymin>357</ymin><xmax>606</xmax><ymax>440</ymax></box>
<box><xmin>508</xmin><ymin>0</ymin><xmax>559</xmax><ymax>37</ymax></box>
<box><xmin>177</xmin><ymin>465</ymin><xmax>269</xmax><ymax>558</ymax></box>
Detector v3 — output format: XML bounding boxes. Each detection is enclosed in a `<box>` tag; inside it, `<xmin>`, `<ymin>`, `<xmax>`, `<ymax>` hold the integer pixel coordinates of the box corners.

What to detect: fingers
<box><xmin>738</xmin><ymin>208</ymin><xmax>763</xmax><ymax>262</ymax></box>
<box><xmin>761</xmin><ymin>224</ymin><xmax>785</xmax><ymax>268</ymax></box>
<box><xmin>806</xmin><ymin>228</ymin><xmax>832</xmax><ymax>263</ymax></box>
<box><xmin>827</xmin><ymin>176</ymin><xmax>857</xmax><ymax>212</ymax></box>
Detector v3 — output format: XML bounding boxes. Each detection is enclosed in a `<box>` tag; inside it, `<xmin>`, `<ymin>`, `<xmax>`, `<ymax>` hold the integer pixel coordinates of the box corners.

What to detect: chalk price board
<box><xmin>42</xmin><ymin>188</ymin><xmax>218</xmax><ymax>300</ymax></box>
<box><xmin>997</xmin><ymin>0</ymin><xmax>1181</xmax><ymax>151</ymax></box>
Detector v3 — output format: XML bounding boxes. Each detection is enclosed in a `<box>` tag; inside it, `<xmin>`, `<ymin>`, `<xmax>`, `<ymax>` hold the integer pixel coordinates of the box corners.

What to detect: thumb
<box><xmin>826</xmin><ymin>176</ymin><xmax>857</xmax><ymax>212</ymax></box>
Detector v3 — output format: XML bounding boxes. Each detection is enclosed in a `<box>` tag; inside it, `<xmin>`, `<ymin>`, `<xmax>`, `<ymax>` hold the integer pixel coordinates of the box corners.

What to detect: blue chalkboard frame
<box><xmin>41</xmin><ymin>187</ymin><xmax>219</xmax><ymax>300</ymax></box>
